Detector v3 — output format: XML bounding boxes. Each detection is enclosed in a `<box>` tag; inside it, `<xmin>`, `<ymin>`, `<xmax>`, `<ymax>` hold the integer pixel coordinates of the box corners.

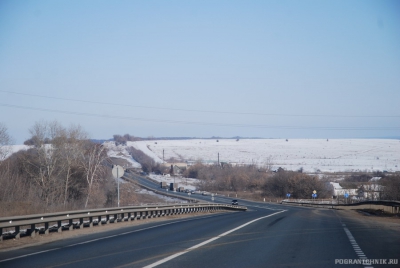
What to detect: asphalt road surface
<box><xmin>1</xmin><ymin>175</ymin><xmax>399</xmax><ymax>268</ymax></box>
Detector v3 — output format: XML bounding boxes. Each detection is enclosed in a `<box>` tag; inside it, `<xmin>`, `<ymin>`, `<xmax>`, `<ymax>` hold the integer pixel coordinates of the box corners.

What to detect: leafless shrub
<box><xmin>262</xmin><ymin>171</ymin><xmax>331</xmax><ymax>199</ymax></box>
<box><xmin>380</xmin><ymin>175</ymin><xmax>400</xmax><ymax>200</ymax></box>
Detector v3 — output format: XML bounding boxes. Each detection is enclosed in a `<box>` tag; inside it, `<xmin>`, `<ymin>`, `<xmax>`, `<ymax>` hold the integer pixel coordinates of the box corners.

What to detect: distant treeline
<box><xmin>183</xmin><ymin>163</ymin><xmax>332</xmax><ymax>199</ymax></box>
<box><xmin>112</xmin><ymin>133</ymin><xmax>265</xmax><ymax>145</ymax></box>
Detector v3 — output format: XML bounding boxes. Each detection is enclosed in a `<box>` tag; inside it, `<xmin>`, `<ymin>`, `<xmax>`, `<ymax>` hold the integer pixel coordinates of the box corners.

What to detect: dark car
<box><xmin>231</xmin><ymin>200</ymin><xmax>238</xmax><ymax>205</ymax></box>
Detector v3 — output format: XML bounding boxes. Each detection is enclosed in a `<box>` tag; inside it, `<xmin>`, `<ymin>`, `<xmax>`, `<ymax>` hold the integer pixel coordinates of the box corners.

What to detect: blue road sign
<box><xmin>286</xmin><ymin>193</ymin><xmax>291</xmax><ymax>198</ymax></box>
<box><xmin>344</xmin><ymin>193</ymin><xmax>349</xmax><ymax>198</ymax></box>
<box><xmin>312</xmin><ymin>193</ymin><xmax>317</xmax><ymax>198</ymax></box>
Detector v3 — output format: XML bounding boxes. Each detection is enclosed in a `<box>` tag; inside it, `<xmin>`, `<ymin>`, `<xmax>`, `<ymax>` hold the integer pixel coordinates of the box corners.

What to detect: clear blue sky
<box><xmin>1</xmin><ymin>0</ymin><xmax>399</xmax><ymax>143</ymax></box>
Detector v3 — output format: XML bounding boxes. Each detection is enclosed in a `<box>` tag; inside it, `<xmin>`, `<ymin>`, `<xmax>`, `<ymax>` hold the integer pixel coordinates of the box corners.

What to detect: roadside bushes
<box><xmin>183</xmin><ymin>163</ymin><xmax>268</xmax><ymax>192</ymax></box>
<box><xmin>113</xmin><ymin>134</ymin><xmax>142</xmax><ymax>145</ymax></box>
<box><xmin>262</xmin><ymin>171</ymin><xmax>331</xmax><ymax>199</ymax></box>
<box><xmin>380</xmin><ymin>175</ymin><xmax>400</xmax><ymax>200</ymax></box>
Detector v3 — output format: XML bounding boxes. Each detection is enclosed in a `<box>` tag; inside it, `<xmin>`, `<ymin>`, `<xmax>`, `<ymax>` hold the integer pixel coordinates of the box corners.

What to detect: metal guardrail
<box><xmin>281</xmin><ymin>199</ymin><xmax>400</xmax><ymax>212</ymax></box>
<box><xmin>0</xmin><ymin>203</ymin><xmax>247</xmax><ymax>241</ymax></box>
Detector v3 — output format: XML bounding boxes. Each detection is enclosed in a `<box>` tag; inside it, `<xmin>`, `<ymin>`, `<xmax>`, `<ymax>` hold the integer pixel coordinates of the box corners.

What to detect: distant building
<box><xmin>329</xmin><ymin>182</ymin><xmax>357</xmax><ymax>197</ymax></box>
<box><xmin>162</xmin><ymin>162</ymin><xmax>188</xmax><ymax>175</ymax></box>
<box><xmin>358</xmin><ymin>184</ymin><xmax>384</xmax><ymax>200</ymax></box>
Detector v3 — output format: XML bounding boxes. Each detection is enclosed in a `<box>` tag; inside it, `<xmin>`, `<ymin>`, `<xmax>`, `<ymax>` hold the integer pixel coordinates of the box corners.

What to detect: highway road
<box><xmin>0</xmin><ymin>174</ymin><xmax>399</xmax><ymax>268</ymax></box>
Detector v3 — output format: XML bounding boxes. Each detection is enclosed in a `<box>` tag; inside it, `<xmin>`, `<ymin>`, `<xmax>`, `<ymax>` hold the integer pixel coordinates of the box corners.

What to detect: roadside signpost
<box><xmin>286</xmin><ymin>193</ymin><xmax>291</xmax><ymax>199</ymax></box>
<box><xmin>112</xmin><ymin>165</ymin><xmax>124</xmax><ymax>207</ymax></box>
<box><xmin>344</xmin><ymin>192</ymin><xmax>349</xmax><ymax>204</ymax></box>
<box><xmin>312</xmin><ymin>190</ymin><xmax>317</xmax><ymax>200</ymax></box>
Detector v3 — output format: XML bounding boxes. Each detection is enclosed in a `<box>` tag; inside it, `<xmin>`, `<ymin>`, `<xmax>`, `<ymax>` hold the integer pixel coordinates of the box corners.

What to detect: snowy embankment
<box><xmin>2</xmin><ymin>145</ymin><xmax>31</xmax><ymax>159</ymax></box>
<box><xmin>103</xmin><ymin>141</ymin><xmax>141</xmax><ymax>168</ymax></box>
<box><xmin>127</xmin><ymin>139</ymin><xmax>400</xmax><ymax>173</ymax></box>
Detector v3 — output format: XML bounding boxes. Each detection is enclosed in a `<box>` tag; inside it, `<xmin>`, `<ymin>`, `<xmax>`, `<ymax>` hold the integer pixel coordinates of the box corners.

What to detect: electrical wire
<box><xmin>1</xmin><ymin>103</ymin><xmax>398</xmax><ymax>131</ymax></box>
<box><xmin>1</xmin><ymin>90</ymin><xmax>399</xmax><ymax>118</ymax></box>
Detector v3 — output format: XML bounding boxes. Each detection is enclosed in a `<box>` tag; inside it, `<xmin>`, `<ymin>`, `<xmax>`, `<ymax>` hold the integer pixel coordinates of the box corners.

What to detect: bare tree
<box><xmin>79</xmin><ymin>141</ymin><xmax>108</xmax><ymax>208</ymax></box>
<box><xmin>54</xmin><ymin>125</ymin><xmax>88</xmax><ymax>207</ymax></box>
<box><xmin>0</xmin><ymin>123</ymin><xmax>13</xmax><ymax>162</ymax></box>
<box><xmin>21</xmin><ymin>121</ymin><xmax>66</xmax><ymax>207</ymax></box>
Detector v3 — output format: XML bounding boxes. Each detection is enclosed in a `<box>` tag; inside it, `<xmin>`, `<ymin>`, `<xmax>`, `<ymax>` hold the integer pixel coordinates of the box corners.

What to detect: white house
<box><xmin>358</xmin><ymin>184</ymin><xmax>384</xmax><ymax>200</ymax></box>
<box><xmin>329</xmin><ymin>182</ymin><xmax>357</xmax><ymax>197</ymax></box>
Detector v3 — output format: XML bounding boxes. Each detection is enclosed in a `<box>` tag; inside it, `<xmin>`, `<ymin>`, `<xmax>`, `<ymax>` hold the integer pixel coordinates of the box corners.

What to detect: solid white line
<box><xmin>143</xmin><ymin>210</ymin><xmax>286</xmax><ymax>268</ymax></box>
<box><xmin>0</xmin><ymin>248</ymin><xmax>60</xmax><ymax>263</ymax></box>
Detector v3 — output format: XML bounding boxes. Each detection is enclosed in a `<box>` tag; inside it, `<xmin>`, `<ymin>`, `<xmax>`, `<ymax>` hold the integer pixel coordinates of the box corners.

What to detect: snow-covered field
<box><xmin>127</xmin><ymin>139</ymin><xmax>400</xmax><ymax>173</ymax></box>
<box><xmin>4</xmin><ymin>139</ymin><xmax>399</xmax><ymax>173</ymax></box>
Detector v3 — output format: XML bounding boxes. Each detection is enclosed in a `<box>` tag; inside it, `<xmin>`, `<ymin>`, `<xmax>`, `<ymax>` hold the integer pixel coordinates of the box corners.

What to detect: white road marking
<box><xmin>143</xmin><ymin>210</ymin><xmax>286</xmax><ymax>268</ymax></box>
<box><xmin>343</xmin><ymin>227</ymin><xmax>373</xmax><ymax>268</ymax></box>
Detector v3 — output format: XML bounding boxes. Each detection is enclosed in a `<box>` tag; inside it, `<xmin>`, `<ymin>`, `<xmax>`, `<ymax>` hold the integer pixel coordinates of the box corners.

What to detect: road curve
<box><xmin>0</xmin><ymin>176</ymin><xmax>399</xmax><ymax>268</ymax></box>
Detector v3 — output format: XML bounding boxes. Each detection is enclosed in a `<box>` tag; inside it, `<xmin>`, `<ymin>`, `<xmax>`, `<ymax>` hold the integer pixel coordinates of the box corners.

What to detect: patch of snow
<box><xmin>148</xmin><ymin>174</ymin><xmax>198</xmax><ymax>191</ymax></box>
<box><xmin>126</xmin><ymin>141</ymin><xmax>163</xmax><ymax>163</ymax></box>
<box><xmin>369</xmin><ymin>177</ymin><xmax>381</xmax><ymax>182</ymax></box>
<box><xmin>2</xmin><ymin>145</ymin><xmax>31</xmax><ymax>159</ymax></box>
<box><xmin>137</xmin><ymin>188</ymin><xmax>188</xmax><ymax>203</ymax></box>
<box><xmin>103</xmin><ymin>141</ymin><xmax>141</xmax><ymax>168</ymax></box>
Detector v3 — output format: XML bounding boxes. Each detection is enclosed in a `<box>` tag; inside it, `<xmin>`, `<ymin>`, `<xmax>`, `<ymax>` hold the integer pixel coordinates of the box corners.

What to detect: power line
<box><xmin>1</xmin><ymin>90</ymin><xmax>399</xmax><ymax>118</ymax></box>
<box><xmin>1</xmin><ymin>103</ymin><xmax>398</xmax><ymax>131</ymax></box>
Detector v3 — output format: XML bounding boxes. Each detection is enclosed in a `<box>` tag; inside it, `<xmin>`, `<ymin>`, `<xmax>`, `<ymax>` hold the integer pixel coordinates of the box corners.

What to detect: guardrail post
<box><xmin>128</xmin><ymin>212</ymin><xmax>132</xmax><ymax>221</ymax></box>
<box><xmin>30</xmin><ymin>224</ymin><xmax>36</xmax><ymax>237</ymax></box>
<box><xmin>89</xmin><ymin>217</ymin><xmax>93</xmax><ymax>228</ymax></box>
<box><xmin>98</xmin><ymin>216</ymin><xmax>102</xmax><ymax>226</ymax></box>
<box><xmin>57</xmin><ymin>220</ymin><xmax>62</xmax><ymax>233</ymax></box>
<box><xmin>79</xmin><ymin>218</ymin><xmax>84</xmax><ymax>229</ymax></box>
<box><xmin>121</xmin><ymin>213</ymin><xmax>125</xmax><ymax>221</ymax></box>
<box><xmin>0</xmin><ymin>227</ymin><xmax>2</xmax><ymax>241</ymax></box>
<box><xmin>44</xmin><ymin>222</ymin><xmax>49</xmax><ymax>235</ymax></box>
<box><xmin>106</xmin><ymin>215</ymin><xmax>110</xmax><ymax>224</ymax></box>
<box><xmin>114</xmin><ymin>214</ymin><xmax>118</xmax><ymax>222</ymax></box>
<box><xmin>69</xmin><ymin>219</ymin><xmax>73</xmax><ymax>230</ymax></box>
<box><xmin>15</xmin><ymin>226</ymin><xmax>20</xmax><ymax>239</ymax></box>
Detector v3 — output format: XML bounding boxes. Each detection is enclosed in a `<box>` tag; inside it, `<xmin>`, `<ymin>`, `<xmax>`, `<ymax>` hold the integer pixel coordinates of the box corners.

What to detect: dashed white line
<box><xmin>343</xmin><ymin>224</ymin><xmax>373</xmax><ymax>268</ymax></box>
